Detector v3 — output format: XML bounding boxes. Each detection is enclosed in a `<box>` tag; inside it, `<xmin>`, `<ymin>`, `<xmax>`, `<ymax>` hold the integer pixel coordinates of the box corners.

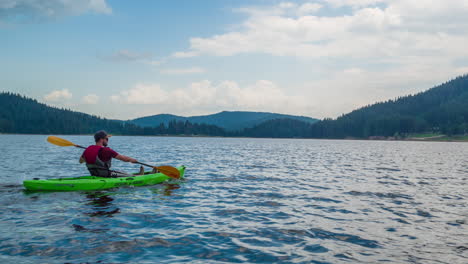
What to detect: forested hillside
<box><xmin>0</xmin><ymin>93</ymin><xmax>130</xmax><ymax>134</ymax></box>
<box><xmin>308</xmin><ymin>75</ymin><xmax>468</xmax><ymax>138</ymax></box>
<box><xmin>129</xmin><ymin>111</ymin><xmax>317</xmax><ymax>131</ymax></box>
<box><xmin>0</xmin><ymin>93</ymin><xmax>225</xmax><ymax>136</ymax></box>
<box><xmin>233</xmin><ymin>118</ymin><xmax>313</xmax><ymax>138</ymax></box>
<box><xmin>2</xmin><ymin>74</ymin><xmax>467</xmax><ymax>139</ymax></box>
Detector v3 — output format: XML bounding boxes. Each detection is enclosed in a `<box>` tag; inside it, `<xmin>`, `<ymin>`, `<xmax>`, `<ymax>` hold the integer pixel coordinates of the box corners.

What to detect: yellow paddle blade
<box><xmin>155</xmin><ymin>165</ymin><xmax>181</xmax><ymax>179</ymax></box>
<box><xmin>47</xmin><ymin>136</ymin><xmax>76</xmax><ymax>147</ymax></box>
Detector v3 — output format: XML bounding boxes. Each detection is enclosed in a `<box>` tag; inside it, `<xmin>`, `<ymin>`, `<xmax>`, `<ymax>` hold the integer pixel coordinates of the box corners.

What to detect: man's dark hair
<box><xmin>94</xmin><ymin>130</ymin><xmax>110</xmax><ymax>142</ymax></box>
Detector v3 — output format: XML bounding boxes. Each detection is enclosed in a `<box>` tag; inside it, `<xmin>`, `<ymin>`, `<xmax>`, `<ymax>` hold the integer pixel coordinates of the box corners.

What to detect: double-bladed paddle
<box><xmin>47</xmin><ymin>136</ymin><xmax>181</xmax><ymax>179</ymax></box>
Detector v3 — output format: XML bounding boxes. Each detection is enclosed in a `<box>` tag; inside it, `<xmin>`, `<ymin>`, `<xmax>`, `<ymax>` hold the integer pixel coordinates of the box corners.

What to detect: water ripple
<box><xmin>0</xmin><ymin>136</ymin><xmax>467</xmax><ymax>263</ymax></box>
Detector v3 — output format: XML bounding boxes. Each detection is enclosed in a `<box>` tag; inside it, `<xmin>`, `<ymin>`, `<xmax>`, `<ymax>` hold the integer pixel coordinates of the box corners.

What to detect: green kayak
<box><xmin>23</xmin><ymin>166</ymin><xmax>186</xmax><ymax>191</ymax></box>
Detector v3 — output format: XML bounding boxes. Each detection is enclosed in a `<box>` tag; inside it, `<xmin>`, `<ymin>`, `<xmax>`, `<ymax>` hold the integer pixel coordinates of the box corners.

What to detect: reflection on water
<box><xmin>72</xmin><ymin>224</ymin><xmax>108</xmax><ymax>233</ymax></box>
<box><xmin>0</xmin><ymin>135</ymin><xmax>467</xmax><ymax>264</ymax></box>
<box><xmin>151</xmin><ymin>183</ymin><xmax>181</xmax><ymax>196</ymax></box>
<box><xmin>84</xmin><ymin>193</ymin><xmax>120</xmax><ymax>218</ymax></box>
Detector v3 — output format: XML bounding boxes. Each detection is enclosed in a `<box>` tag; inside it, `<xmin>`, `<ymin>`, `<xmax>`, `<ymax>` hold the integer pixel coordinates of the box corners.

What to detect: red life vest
<box><xmin>82</xmin><ymin>145</ymin><xmax>112</xmax><ymax>176</ymax></box>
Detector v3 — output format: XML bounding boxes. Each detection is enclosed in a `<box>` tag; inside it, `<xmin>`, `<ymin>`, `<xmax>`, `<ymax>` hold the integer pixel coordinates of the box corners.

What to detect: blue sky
<box><xmin>1</xmin><ymin>0</ymin><xmax>468</xmax><ymax>120</ymax></box>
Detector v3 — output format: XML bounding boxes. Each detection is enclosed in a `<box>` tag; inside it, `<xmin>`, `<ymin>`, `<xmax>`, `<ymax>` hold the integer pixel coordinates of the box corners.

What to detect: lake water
<box><xmin>0</xmin><ymin>135</ymin><xmax>466</xmax><ymax>263</ymax></box>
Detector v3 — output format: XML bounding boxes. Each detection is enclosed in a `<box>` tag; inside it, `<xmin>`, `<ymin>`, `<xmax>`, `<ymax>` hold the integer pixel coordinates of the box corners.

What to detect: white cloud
<box><xmin>100</xmin><ymin>50</ymin><xmax>172</xmax><ymax>68</ymax></box>
<box><xmin>111</xmin><ymin>80</ymin><xmax>312</xmax><ymax>116</ymax></box>
<box><xmin>323</xmin><ymin>0</ymin><xmax>386</xmax><ymax>8</ymax></box>
<box><xmin>221</xmin><ymin>80</ymin><xmax>310</xmax><ymax>113</ymax></box>
<box><xmin>302</xmin><ymin>57</ymin><xmax>460</xmax><ymax>118</ymax></box>
<box><xmin>343</xmin><ymin>68</ymin><xmax>364</xmax><ymax>75</ymax></box>
<box><xmin>173</xmin><ymin>0</ymin><xmax>468</xmax><ymax>61</ymax></box>
<box><xmin>44</xmin><ymin>89</ymin><xmax>72</xmax><ymax>102</ymax></box>
<box><xmin>0</xmin><ymin>0</ymin><xmax>111</xmax><ymax>22</ymax></box>
<box><xmin>82</xmin><ymin>94</ymin><xmax>99</xmax><ymax>104</ymax></box>
<box><xmin>147</xmin><ymin>60</ymin><xmax>165</xmax><ymax>66</ymax></box>
<box><xmin>172</xmin><ymin>51</ymin><xmax>199</xmax><ymax>58</ymax></box>
<box><xmin>165</xmin><ymin>0</ymin><xmax>468</xmax><ymax>119</ymax></box>
<box><xmin>103</xmin><ymin>49</ymin><xmax>153</xmax><ymax>62</ymax></box>
<box><xmin>455</xmin><ymin>67</ymin><xmax>468</xmax><ymax>75</ymax></box>
<box><xmin>297</xmin><ymin>3</ymin><xmax>323</xmax><ymax>15</ymax></box>
<box><xmin>88</xmin><ymin>0</ymin><xmax>112</xmax><ymax>14</ymax></box>
<box><xmin>110</xmin><ymin>59</ymin><xmax>459</xmax><ymax>119</ymax></box>
<box><xmin>111</xmin><ymin>84</ymin><xmax>168</xmax><ymax>105</ymax></box>
<box><xmin>160</xmin><ymin>67</ymin><xmax>206</xmax><ymax>75</ymax></box>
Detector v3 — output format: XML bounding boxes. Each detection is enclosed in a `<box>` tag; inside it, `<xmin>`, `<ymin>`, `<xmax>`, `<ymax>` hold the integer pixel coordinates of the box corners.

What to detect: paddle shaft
<box><xmin>75</xmin><ymin>146</ymin><xmax>154</xmax><ymax>169</ymax></box>
<box><xmin>72</xmin><ymin>144</ymin><xmax>133</xmax><ymax>175</ymax></box>
<box><xmin>136</xmin><ymin>161</ymin><xmax>159</xmax><ymax>169</ymax></box>
<box><xmin>74</xmin><ymin>144</ymin><xmax>149</xmax><ymax>167</ymax></box>
<box><xmin>74</xmin><ymin>144</ymin><xmax>143</xmax><ymax>165</ymax></box>
<box><xmin>47</xmin><ymin>136</ymin><xmax>181</xmax><ymax>178</ymax></box>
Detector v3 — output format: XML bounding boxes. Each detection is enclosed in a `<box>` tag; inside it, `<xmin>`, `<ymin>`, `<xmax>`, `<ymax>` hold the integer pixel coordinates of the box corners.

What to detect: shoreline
<box><xmin>1</xmin><ymin>133</ymin><xmax>467</xmax><ymax>142</ymax></box>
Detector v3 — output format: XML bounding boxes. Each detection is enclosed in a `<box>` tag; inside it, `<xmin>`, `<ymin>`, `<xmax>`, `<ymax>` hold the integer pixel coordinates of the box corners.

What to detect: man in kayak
<box><xmin>79</xmin><ymin>130</ymin><xmax>144</xmax><ymax>177</ymax></box>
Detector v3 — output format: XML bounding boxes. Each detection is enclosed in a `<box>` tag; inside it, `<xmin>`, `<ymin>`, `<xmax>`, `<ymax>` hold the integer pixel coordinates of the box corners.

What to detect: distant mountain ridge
<box><xmin>0</xmin><ymin>92</ymin><xmax>317</xmax><ymax>136</ymax></box>
<box><xmin>224</xmin><ymin>74</ymin><xmax>468</xmax><ymax>139</ymax></box>
<box><xmin>2</xmin><ymin>74</ymin><xmax>467</xmax><ymax>138</ymax></box>
<box><xmin>127</xmin><ymin>111</ymin><xmax>318</xmax><ymax>131</ymax></box>
<box><xmin>0</xmin><ymin>92</ymin><xmax>227</xmax><ymax>136</ymax></box>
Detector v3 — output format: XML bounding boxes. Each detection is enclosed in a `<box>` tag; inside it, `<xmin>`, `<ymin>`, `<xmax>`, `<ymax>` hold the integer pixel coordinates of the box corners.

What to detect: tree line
<box><xmin>0</xmin><ymin>92</ymin><xmax>225</xmax><ymax>136</ymax></box>
<box><xmin>238</xmin><ymin>75</ymin><xmax>468</xmax><ymax>139</ymax></box>
<box><xmin>308</xmin><ymin>74</ymin><xmax>468</xmax><ymax>138</ymax></box>
<box><xmin>1</xmin><ymin>74</ymin><xmax>468</xmax><ymax>138</ymax></box>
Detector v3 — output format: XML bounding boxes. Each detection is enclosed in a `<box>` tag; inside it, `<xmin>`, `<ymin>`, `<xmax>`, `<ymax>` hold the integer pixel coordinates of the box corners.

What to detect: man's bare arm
<box><xmin>115</xmin><ymin>154</ymin><xmax>138</xmax><ymax>163</ymax></box>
